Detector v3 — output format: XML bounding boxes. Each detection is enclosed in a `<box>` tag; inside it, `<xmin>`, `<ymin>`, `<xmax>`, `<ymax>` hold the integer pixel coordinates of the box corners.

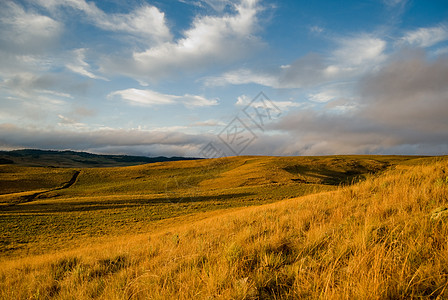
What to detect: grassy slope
<box><xmin>2</xmin><ymin>155</ymin><xmax>447</xmax><ymax>299</ymax></box>
<box><xmin>0</xmin><ymin>166</ymin><xmax>77</xmax><ymax>195</ymax></box>
<box><xmin>0</xmin><ymin>156</ymin><xmax>418</xmax><ymax>257</ymax></box>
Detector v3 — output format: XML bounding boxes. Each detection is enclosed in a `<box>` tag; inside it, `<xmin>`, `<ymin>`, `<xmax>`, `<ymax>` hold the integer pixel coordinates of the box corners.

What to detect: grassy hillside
<box><xmin>0</xmin><ymin>166</ymin><xmax>76</xmax><ymax>195</ymax></box>
<box><xmin>0</xmin><ymin>155</ymin><xmax>419</xmax><ymax>257</ymax></box>
<box><xmin>1</xmin><ymin>155</ymin><xmax>447</xmax><ymax>299</ymax></box>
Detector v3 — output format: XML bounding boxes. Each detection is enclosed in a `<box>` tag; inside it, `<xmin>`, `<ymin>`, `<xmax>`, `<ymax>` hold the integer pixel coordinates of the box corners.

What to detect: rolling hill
<box><xmin>1</xmin><ymin>154</ymin><xmax>447</xmax><ymax>299</ymax></box>
<box><xmin>0</xmin><ymin>155</ymin><xmax>428</xmax><ymax>256</ymax></box>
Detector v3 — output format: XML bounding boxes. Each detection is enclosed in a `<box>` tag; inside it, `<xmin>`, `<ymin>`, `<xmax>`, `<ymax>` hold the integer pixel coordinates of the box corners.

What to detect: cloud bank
<box><xmin>0</xmin><ymin>124</ymin><xmax>210</xmax><ymax>157</ymax></box>
<box><xmin>271</xmin><ymin>51</ymin><xmax>448</xmax><ymax>155</ymax></box>
<box><xmin>2</xmin><ymin>51</ymin><xmax>447</xmax><ymax>157</ymax></box>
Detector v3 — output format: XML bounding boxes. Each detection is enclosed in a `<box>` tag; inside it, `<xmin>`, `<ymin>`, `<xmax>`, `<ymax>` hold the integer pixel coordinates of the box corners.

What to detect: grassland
<box><xmin>0</xmin><ymin>155</ymin><xmax>411</xmax><ymax>257</ymax></box>
<box><xmin>1</xmin><ymin>155</ymin><xmax>447</xmax><ymax>299</ymax></box>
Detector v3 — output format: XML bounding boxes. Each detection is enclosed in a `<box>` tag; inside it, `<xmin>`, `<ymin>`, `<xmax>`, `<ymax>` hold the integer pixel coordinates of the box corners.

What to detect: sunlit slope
<box><xmin>0</xmin><ymin>155</ymin><xmax>427</xmax><ymax>256</ymax></box>
<box><xmin>199</xmin><ymin>155</ymin><xmax>412</xmax><ymax>188</ymax></box>
<box><xmin>1</xmin><ymin>156</ymin><xmax>447</xmax><ymax>299</ymax></box>
<box><xmin>1</xmin><ymin>155</ymin><xmax>422</xmax><ymax>200</ymax></box>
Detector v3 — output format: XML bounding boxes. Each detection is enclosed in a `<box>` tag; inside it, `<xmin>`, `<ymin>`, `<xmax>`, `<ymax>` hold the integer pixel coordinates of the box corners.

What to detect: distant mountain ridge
<box><xmin>0</xmin><ymin>149</ymin><xmax>200</xmax><ymax>168</ymax></box>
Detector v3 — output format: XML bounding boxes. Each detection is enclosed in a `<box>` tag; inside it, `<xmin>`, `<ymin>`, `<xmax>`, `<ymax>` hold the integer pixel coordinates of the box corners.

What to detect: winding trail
<box><xmin>20</xmin><ymin>171</ymin><xmax>80</xmax><ymax>203</ymax></box>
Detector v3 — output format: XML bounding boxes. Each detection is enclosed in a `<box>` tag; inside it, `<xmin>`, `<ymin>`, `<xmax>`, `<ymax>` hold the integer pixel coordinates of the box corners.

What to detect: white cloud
<box><xmin>65</xmin><ymin>64</ymin><xmax>98</xmax><ymax>80</ymax></box>
<box><xmin>103</xmin><ymin>0</ymin><xmax>263</xmax><ymax>81</ymax></box>
<box><xmin>307</xmin><ymin>82</ymin><xmax>356</xmax><ymax>104</ymax></box>
<box><xmin>0</xmin><ymin>3</ymin><xmax>96</xmax><ymax>119</ymax></box>
<box><xmin>0</xmin><ymin>2</ymin><xmax>62</xmax><ymax>54</ymax></box>
<box><xmin>133</xmin><ymin>0</ymin><xmax>259</xmax><ymax>63</ymax></box>
<box><xmin>35</xmin><ymin>0</ymin><xmax>171</xmax><ymax>45</ymax></box>
<box><xmin>190</xmin><ymin>119</ymin><xmax>226</xmax><ymax>127</ymax></box>
<box><xmin>205</xmin><ymin>34</ymin><xmax>387</xmax><ymax>89</ymax></box>
<box><xmin>236</xmin><ymin>94</ymin><xmax>251</xmax><ymax>105</ymax></box>
<box><xmin>146</xmin><ymin>125</ymin><xmax>188</xmax><ymax>132</ymax></box>
<box><xmin>183</xmin><ymin>94</ymin><xmax>219</xmax><ymax>107</ymax></box>
<box><xmin>109</xmin><ymin>88</ymin><xmax>218</xmax><ymax>107</ymax></box>
<box><xmin>434</xmin><ymin>46</ymin><xmax>448</xmax><ymax>56</ymax></box>
<box><xmin>201</xmin><ymin>0</ymin><xmax>233</xmax><ymax>12</ymax></box>
<box><xmin>65</xmin><ymin>49</ymin><xmax>108</xmax><ymax>80</ymax></box>
<box><xmin>57</xmin><ymin>114</ymin><xmax>87</xmax><ymax>129</ymax></box>
<box><xmin>205</xmin><ymin>69</ymin><xmax>276</xmax><ymax>87</ymax></box>
<box><xmin>235</xmin><ymin>94</ymin><xmax>302</xmax><ymax>110</ymax></box>
<box><xmin>308</xmin><ymin>91</ymin><xmax>335</xmax><ymax>103</ymax></box>
<box><xmin>37</xmin><ymin>89</ymin><xmax>73</xmax><ymax>99</ymax></box>
<box><xmin>109</xmin><ymin>89</ymin><xmax>175</xmax><ymax>106</ymax></box>
<box><xmin>104</xmin><ymin>5</ymin><xmax>171</xmax><ymax>43</ymax></box>
<box><xmin>331</xmin><ymin>35</ymin><xmax>387</xmax><ymax>69</ymax></box>
<box><xmin>383</xmin><ymin>0</ymin><xmax>407</xmax><ymax>7</ymax></box>
<box><xmin>309</xmin><ymin>25</ymin><xmax>324</xmax><ymax>34</ymax></box>
<box><xmin>399</xmin><ymin>25</ymin><xmax>448</xmax><ymax>48</ymax></box>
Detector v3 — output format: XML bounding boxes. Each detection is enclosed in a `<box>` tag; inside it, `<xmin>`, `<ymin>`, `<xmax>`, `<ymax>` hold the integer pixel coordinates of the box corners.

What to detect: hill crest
<box><xmin>0</xmin><ymin>149</ymin><xmax>200</xmax><ymax>168</ymax></box>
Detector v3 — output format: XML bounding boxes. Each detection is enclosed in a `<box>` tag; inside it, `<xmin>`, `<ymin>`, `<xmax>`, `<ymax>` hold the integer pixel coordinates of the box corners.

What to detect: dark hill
<box><xmin>0</xmin><ymin>149</ymin><xmax>199</xmax><ymax>168</ymax></box>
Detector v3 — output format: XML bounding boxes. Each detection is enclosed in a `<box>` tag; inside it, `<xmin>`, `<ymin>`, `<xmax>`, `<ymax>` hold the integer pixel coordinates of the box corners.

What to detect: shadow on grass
<box><xmin>283</xmin><ymin>164</ymin><xmax>376</xmax><ymax>185</ymax></box>
<box><xmin>0</xmin><ymin>192</ymin><xmax>255</xmax><ymax>214</ymax></box>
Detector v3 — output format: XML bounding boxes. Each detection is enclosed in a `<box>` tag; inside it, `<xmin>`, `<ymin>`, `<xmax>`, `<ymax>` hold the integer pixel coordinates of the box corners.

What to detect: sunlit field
<box><xmin>1</xmin><ymin>155</ymin><xmax>447</xmax><ymax>299</ymax></box>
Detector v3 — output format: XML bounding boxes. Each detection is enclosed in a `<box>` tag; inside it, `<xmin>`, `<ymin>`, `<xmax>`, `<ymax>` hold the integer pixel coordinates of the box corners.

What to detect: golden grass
<box><xmin>1</xmin><ymin>157</ymin><xmax>447</xmax><ymax>299</ymax></box>
<box><xmin>0</xmin><ymin>166</ymin><xmax>75</xmax><ymax>195</ymax></box>
<box><xmin>2</xmin><ymin>155</ymin><xmax>400</xmax><ymax>256</ymax></box>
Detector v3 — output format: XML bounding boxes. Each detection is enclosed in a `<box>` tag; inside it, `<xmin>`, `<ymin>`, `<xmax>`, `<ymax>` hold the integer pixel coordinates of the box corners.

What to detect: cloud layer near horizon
<box><xmin>2</xmin><ymin>50</ymin><xmax>447</xmax><ymax>157</ymax></box>
<box><xmin>0</xmin><ymin>124</ymin><xmax>211</xmax><ymax>157</ymax></box>
<box><xmin>270</xmin><ymin>51</ymin><xmax>448</xmax><ymax>155</ymax></box>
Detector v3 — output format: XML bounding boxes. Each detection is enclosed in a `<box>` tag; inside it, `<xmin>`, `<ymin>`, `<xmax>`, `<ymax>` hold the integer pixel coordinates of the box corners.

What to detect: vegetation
<box><xmin>0</xmin><ymin>155</ymin><xmax>413</xmax><ymax>256</ymax></box>
<box><xmin>1</xmin><ymin>154</ymin><xmax>447</xmax><ymax>299</ymax></box>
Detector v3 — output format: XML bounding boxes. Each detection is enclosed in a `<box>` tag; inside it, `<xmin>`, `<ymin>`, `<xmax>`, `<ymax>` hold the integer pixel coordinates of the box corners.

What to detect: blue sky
<box><xmin>0</xmin><ymin>0</ymin><xmax>447</xmax><ymax>157</ymax></box>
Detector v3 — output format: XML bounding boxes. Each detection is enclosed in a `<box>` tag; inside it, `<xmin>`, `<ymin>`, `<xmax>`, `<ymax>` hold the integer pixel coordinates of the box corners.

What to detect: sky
<box><xmin>0</xmin><ymin>0</ymin><xmax>447</xmax><ymax>157</ymax></box>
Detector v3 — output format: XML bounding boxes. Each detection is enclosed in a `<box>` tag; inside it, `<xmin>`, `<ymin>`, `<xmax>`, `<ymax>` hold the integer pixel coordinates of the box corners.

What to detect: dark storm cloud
<box><xmin>272</xmin><ymin>51</ymin><xmax>448</xmax><ymax>155</ymax></box>
<box><xmin>0</xmin><ymin>124</ymin><xmax>211</xmax><ymax>156</ymax></box>
<box><xmin>358</xmin><ymin>51</ymin><xmax>448</xmax><ymax>134</ymax></box>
